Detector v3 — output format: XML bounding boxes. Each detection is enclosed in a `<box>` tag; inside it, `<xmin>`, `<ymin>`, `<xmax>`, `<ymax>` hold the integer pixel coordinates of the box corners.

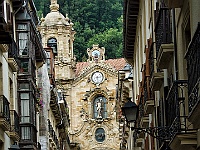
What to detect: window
<box><xmin>17</xmin><ymin>24</ymin><xmax>29</xmax><ymax>56</ymax></box>
<box><xmin>19</xmin><ymin>83</ymin><xmax>29</xmax><ymax>90</ymax></box>
<box><xmin>19</xmin><ymin>59</ymin><xmax>29</xmax><ymax>73</ymax></box>
<box><xmin>20</xmin><ymin>93</ymin><xmax>30</xmax><ymax>123</ymax></box>
<box><xmin>46</xmin><ymin>51</ymin><xmax>51</xmax><ymax>74</ymax></box>
<box><xmin>95</xmin><ymin>128</ymin><xmax>105</xmax><ymax>142</ymax></box>
<box><xmin>47</xmin><ymin>38</ymin><xmax>57</xmax><ymax>54</ymax></box>
<box><xmin>21</xmin><ymin>126</ymin><xmax>31</xmax><ymax>140</ymax></box>
<box><xmin>93</xmin><ymin>96</ymin><xmax>107</xmax><ymax>119</ymax></box>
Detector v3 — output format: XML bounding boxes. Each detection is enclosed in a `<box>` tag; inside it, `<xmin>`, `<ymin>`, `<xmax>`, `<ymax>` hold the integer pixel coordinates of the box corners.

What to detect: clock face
<box><xmin>91</xmin><ymin>72</ymin><xmax>104</xmax><ymax>84</ymax></box>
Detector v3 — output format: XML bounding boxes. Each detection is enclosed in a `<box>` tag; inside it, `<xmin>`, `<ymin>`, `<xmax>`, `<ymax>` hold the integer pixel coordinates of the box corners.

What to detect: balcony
<box><xmin>0</xmin><ymin>95</ymin><xmax>10</xmax><ymax>131</ymax></box>
<box><xmin>50</xmin><ymin>88</ymin><xmax>62</xmax><ymax>120</ymax></box>
<box><xmin>163</xmin><ymin>80</ymin><xmax>196</xmax><ymax>149</ymax></box>
<box><xmin>157</xmin><ymin>44</ymin><xmax>174</xmax><ymax>69</ymax></box>
<box><xmin>155</xmin><ymin>6</ymin><xmax>172</xmax><ymax>65</ymax></box>
<box><xmin>141</xmin><ymin>116</ymin><xmax>149</xmax><ymax>128</ymax></box>
<box><xmin>136</xmin><ymin>138</ymin><xmax>143</xmax><ymax>147</ymax></box>
<box><xmin>0</xmin><ymin>12</ymin><xmax>12</xmax><ymax>44</ymax></box>
<box><xmin>48</xmin><ymin>120</ymin><xmax>59</xmax><ymax>149</ymax></box>
<box><xmin>9</xmin><ymin>110</ymin><xmax>20</xmax><ymax>141</ymax></box>
<box><xmin>144</xmin><ymin>99</ymin><xmax>154</xmax><ymax>114</ymax></box>
<box><xmin>35</xmin><ymin>30</ymin><xmax>46</xmax><ymax>66</ymax></box>
<box><xmin>169</xmin><ymin>117</ymin><xmax>197</xmax><ymax>150</ymax></box>
<box><xmin>186</xmin><ymin>23</ymin><xmax>200</xmax><ymax>128</ymax></box>
<box><xmin>150</xmin><ymin>72</ymin><xmax>164</xmax><ymax>91</ymax></box>
<box><xmin>8</xmin><ymin>38</ymin><xmax>19</xmax><ymax>71</ymax></box>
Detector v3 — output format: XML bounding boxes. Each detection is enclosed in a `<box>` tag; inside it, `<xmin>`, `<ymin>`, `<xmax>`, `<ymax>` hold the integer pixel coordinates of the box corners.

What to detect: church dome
<box><xmin>40</xmin><ymin>0</ymin><xmax>70</xmax><ymax>26</ymax></box>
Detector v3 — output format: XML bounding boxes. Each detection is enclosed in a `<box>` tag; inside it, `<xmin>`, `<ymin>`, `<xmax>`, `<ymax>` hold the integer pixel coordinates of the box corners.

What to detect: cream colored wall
<box><xmin>129</xmin><ymin>0</ymin><xmax>158</xmax><ymax>149</ymax></box>
<box><xmin>133</xmin><ymin>0</ymin><xmax>155</xmax><ymax>102</ymax></box>
<box><xmin>0</xmin><ymin>48</ymin><xmax>18</xmax><ymax>150</ymax></box>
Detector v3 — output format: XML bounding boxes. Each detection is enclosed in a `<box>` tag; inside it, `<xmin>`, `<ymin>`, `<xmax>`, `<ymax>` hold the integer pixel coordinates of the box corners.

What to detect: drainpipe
<box><xmin>172</xmin><ymin>8</ymin><xmax>178</xmax><ymax>81</ymax></box>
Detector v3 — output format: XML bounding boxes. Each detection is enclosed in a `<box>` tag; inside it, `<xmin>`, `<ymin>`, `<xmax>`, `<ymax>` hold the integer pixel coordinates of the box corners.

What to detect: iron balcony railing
<box><xmin>155</xmin><ymin>7</ymin><xmax>172</xmax><ymax>58</ymax></box>
<box><xmin>0</xmin><ymin>95</ymin><xmax>10</xmax><ymax>122</ymax></box>
<box><xmin>48</xmin><ymin>120</ymin><xmax>60</xmax><ymax>148</ymax></box>
<box><xmin>10</xmin><ymin>110</ymin><xmax>19</xmax><ymax>133</ymax></box>
<box><xmin>149</xmin><ymin>42</ymin><xmax>155</xmax><ymax>78</ymax></box>
<box><xmin>166</xmin><ymin>80</ymin><xmax>188</xmax><ymax>140</ymax></box>
<box><xmin>137</xmin><ymin>101</ymin><xmax>144</xmax><ymax>128</ymax></box>
<box><xmin>186</xmin><ymin>22</ymin><xmax>200</xmax><ymax>114</ymax></box>
<box><xmin>8</xmin><ymin>38</ymin><xmax>20</xmax><ymax>67</ymax></box>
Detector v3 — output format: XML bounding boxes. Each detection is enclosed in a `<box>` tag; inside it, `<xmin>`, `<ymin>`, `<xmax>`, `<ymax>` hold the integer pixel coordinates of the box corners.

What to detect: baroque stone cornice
<box><xmin>73</xmin><ymin>63</ymin><xmax>118</xmax><ymax>85</ymax></box>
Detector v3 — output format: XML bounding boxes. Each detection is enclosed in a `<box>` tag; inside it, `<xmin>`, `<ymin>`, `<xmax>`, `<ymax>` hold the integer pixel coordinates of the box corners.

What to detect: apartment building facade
<box><xmin>121</xmin><ymin>0</ymin><xmax>200</xmax><ymax>150</ymax></box>
<box><xmin>0</xmin><ymin>0</ymin><xmax>70</xmax><ymax>149</ymax></box>
<box><xmin>38</xmin><ymin>0</ymin><xmax>73</xmax><ymax>149</ymax></box>
<box><xmin>0</xmin><ymin>0</ymin><xmax>20</xmax><ymax>149</ymax></box>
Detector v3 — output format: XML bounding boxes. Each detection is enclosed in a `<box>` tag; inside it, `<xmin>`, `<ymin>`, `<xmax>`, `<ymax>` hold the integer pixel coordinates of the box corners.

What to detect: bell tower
<box><xmin>38</xmin><ymin>0</ymin><xmax>76</xmax><ymax>81</ymax></box>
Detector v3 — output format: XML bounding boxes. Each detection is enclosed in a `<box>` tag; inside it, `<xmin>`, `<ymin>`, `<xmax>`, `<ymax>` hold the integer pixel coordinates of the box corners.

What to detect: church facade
<box><xmin>69</xmin><ymin>45</ymin><xmax>125</xmax><ymax>150</ymax></box>
<box><xmin>38</xmin><ymin>0</ymin><xmax>124</xmax><ymax>149</ymax></box>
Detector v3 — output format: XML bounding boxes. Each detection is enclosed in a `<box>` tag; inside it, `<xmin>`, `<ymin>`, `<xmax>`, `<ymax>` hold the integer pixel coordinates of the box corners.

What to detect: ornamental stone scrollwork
<box><xmin>80</xmin><ymin>108</ymin><xmax>88</xmax><ymax>121</ymax></box>
<box><xmin>87</xmin><ymin>44</ymin><xmax>105</xmax><ymax>62</ymax></box>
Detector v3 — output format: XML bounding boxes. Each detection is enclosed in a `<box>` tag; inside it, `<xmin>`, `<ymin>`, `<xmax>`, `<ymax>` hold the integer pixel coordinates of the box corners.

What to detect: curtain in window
<box><xmin>19</xmin><ymin>33</ymin><xmax>28</xmax><ymax>55</ymax></box>
<box><xmin>21</xmin><ymin>126</ymin><xmax>31</xmax><ymax>140</ymax></box>
<box><xmin>18</xmin><ymin>24</ymin><xmax>28</xmax><ymax>56</ymax></box>
<box><xmin>20</xmin><ymin>93</ymin><xmax>30</xmax><ymax>123</ymax></box>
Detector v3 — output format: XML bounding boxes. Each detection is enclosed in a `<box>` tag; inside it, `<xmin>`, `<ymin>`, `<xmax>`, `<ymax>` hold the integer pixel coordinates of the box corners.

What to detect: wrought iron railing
<box><xmin>188</xmin><ymin>80</ymin><xmax>200</xmax><ymax>114</ymax></box>
<box><xmin>0</xmin><ymin>95</ymin><xmax>10</xmax><ymax>122</ymax></box>
<box><xmin>137</xmin><ymin>101</ymin><xmax>144</xmax><ymax>128</ymax></box>
<box><xmin>155</xmin><ymin>7</ymin><xmax>172</xmax><ymax>57</ymax></box>
<box><xmin>10</xmin><ymin>110</ymin><xmax>19</xmax><ymax>133</ymax></box>
<box><xmin>186</xmin><ymin>23</ymin><xmax>200</xmax><ymax>114</ymax></box>
<box><xmin>168</xmin><ymin>116</ymin><xmax>188</xmax><ymax>140</ymax></box>
<box><xmin>144</xmin><ymin>79</ymin><xmax>148</xmax><ymax>104</ymax></box>
<box><xmin>149</xmin><ymin>43</ymin><xmax>154</xmax><ymax>78</ymax></box>
<box><xmin>8</xmin><ymin>38</ymin><xmax>19</xmax><ymax>66</ymax></box>
<box><xmin>166</xmin><ymin>80</ymin><xmax>187</xmax><ymax>139</ymax></box>
<box><xmin>48</xmin><ymin>119</ymin><xmax>60</xmax><ymax>148</ymax></box>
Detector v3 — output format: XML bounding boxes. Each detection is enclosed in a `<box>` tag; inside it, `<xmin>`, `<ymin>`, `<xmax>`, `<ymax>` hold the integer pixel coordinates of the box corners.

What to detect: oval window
<box><xmin>95</xmin><ymin>128</ymin><xmax>105</xmax><ymax>142</ymax></box>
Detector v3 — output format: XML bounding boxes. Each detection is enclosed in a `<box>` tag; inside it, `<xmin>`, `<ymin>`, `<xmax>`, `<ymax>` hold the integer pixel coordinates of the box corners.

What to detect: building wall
<box><xmin>123</xmin><ymin>0</ymin><xmax>200</xmax><ymax>149</ymax></box>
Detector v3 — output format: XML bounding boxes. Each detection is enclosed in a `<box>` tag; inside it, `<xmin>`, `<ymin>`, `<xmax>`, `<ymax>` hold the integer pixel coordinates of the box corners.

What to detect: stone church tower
<box><xmin>38</xmin><ymin>0</ymin><xmax>126</xmax><ymax>149</ymax></box>
<box><xmin>38</xmin><ymin>0</ymin><xmax>76</xmax><ymax>83</ymax></box>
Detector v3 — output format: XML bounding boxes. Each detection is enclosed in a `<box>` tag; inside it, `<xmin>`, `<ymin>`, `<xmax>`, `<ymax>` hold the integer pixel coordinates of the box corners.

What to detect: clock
<box><xmin>91</xmin><ymin>71</ymin><xmax>104</xmax><ymax>84</ymax></box>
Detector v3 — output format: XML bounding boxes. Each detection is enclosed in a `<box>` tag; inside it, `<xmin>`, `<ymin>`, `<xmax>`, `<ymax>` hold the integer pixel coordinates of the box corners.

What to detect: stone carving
<box><xmin>96</xmin><ymin>99</ymin><xmax>102</xmax><ymax>118</ymax></box>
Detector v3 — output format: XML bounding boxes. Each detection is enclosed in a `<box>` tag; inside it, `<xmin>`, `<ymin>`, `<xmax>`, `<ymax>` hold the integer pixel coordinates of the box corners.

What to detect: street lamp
<box><xmin>121</xmin><ymin>98</ymin><xmax>169</xmax><ymax>141</ymax></box>
<box><xmin>121</xmin><ymin>98</ymin><xmax>138</xmax><ymax>123</ymax></box>
<box><xmin>9</xmin><ymin>142</ymin><xmax>20</xmax><ymax>150</ymax></box>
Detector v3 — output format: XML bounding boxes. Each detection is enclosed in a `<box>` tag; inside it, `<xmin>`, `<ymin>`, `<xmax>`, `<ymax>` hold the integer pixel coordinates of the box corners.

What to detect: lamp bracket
<box><xmin>131</xmin><ymin>126</ymin><xmax>169</xmax><ymax>141</ymax></box>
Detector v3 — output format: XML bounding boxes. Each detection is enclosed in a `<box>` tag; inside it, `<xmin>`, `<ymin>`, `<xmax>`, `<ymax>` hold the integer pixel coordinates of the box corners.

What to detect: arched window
<box><xmin>93</xmin><ymin>96</ymin><xmax>107</xmax><ymax>119</ymax></box>
<box><xmin>47</xmin><ymin>38</ymin><xmax>57</xmax><ymax>54</ymax></box>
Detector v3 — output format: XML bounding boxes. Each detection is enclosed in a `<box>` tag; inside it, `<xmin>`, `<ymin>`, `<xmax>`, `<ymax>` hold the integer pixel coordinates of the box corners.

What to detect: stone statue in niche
<box><xmin>96</xmin><ymin>99</ymin><xmax>102</xmax><ymax>118</ymax></box>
